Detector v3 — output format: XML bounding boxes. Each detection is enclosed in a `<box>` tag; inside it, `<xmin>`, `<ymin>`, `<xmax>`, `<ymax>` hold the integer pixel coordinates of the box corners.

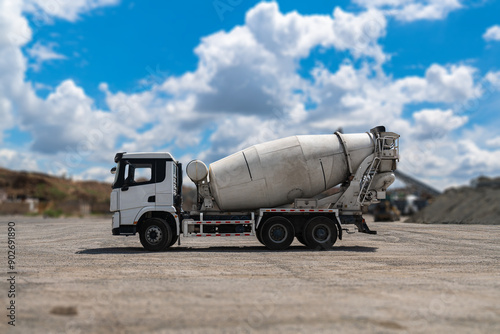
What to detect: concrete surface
<box><xmin>0</xmin><ymin>216</ymin><xmax>499</xmax><ymax>333</ymax></box>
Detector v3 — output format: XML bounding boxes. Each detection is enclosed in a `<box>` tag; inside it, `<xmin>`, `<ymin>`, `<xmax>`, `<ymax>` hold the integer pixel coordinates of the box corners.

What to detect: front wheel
<box><xmin>303</xmin><ymin>216</ymin><xmax>337</xmax><ymax>250</ymax></box>
<box><xmin>260</xmin><ymin>216</ymin><xmax>295</xmax><ymax>250</ymax></box>
<box><xmin>139</xmin><ymin>218</ymin><xmax>172</xmax><ymax>251</ymax></box>
<box><xmin>168</xmin><ymin>233</ymin><xmax>179</xmax><ymax>247</ymax></box>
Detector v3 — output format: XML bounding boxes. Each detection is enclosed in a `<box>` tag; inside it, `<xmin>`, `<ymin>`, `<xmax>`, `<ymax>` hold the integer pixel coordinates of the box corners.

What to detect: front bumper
<box><xmin>112</xmin><ymin>225</ymin><xmax>136</xmax><ymax>235</ymax></box>
<box><xmin>111</xmin><ymin>212</ymin><xmax>136</xmax><ymax>235</ymax></box>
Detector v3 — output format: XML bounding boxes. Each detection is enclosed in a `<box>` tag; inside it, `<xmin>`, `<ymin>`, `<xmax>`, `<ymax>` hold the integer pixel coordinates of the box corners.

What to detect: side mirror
<box><xmin>110</xmin><ymin>167</ymin><xmax>117</xmax><ymax>175</ymax></box>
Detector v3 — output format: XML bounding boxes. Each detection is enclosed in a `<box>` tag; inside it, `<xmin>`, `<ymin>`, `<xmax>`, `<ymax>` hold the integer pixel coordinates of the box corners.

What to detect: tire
<box><xmin>303</xmin><ymin>216</ymin><xmax>338</xmax><ymax>250</ymax></box>
<box><xmin>168</xmin><ymin>233</ymin><xmax>178</xmax><ymax>247</ymax></box>
<box><xmin>139</xmin><ymin>218</ymin><xmax>172</xmax><ymax>251</ymax></box>
<box><xmin>260</xmin><ymin>216</ymin><xmax>295</xmax><ymax>250</ymax></box>
<box><xmin>256</xmin><ymin>228</ymin><xmax>265</xmax><ymax>245</ymax></box>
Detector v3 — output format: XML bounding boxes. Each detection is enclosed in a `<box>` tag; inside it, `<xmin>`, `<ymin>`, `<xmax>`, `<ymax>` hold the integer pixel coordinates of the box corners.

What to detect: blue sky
<box><xmin>1</xmin><ymin>0</ymin><xmax>500</xmax><ymax>189</ymax></box>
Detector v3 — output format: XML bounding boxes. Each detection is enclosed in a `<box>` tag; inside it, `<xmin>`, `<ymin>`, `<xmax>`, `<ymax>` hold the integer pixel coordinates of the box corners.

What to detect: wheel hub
<box><xmin>146</xmin><ymin>226</ymin><xmax>163</xmax><ymax>245</ymax></box>
<box><xmin>312</xmin><ymin>225</ymin><xmax>329</xmax><ymax>242</ymax></box>
<box><xmin>269</xmin><ymin>224</ymin><xmax>287</xmax><ymax>242</ymax></box>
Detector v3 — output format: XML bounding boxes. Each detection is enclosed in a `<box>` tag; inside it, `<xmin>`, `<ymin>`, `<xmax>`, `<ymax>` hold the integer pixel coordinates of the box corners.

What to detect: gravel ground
<box><xmin>0</xmin><ymin>216</ymin><xmax>499</xmax><ymax>333</ymax></box>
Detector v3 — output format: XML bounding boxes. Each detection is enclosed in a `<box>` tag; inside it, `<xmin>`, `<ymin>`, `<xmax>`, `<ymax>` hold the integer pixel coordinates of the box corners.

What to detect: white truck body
<box><xmin>109</xmin><ymin>126</ymin><xmax>400</xmax><ymax>251</ymax></box>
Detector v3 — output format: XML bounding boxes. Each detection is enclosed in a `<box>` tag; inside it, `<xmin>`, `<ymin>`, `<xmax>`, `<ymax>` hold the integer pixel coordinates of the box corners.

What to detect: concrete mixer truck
<box><xmin>109</xmin><ymin>126</ymin><xmax>399</xmax><ymax>251</ymax></box>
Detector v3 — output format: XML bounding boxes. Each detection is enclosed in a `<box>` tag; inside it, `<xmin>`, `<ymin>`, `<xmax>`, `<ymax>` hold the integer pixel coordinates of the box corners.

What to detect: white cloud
<box><xmin>483</xmin><ymin>25</ymin><xmax>500</xmax><ymax>42</ymax></box>
<box><xmin>456</xmin><ymin>139</ymin><xmax>500</xmax><ymax>175</ymax></box>
<box><xmin>412</xmin><ymin>108</ymin><xmax>467</xmax><ymax>139</ymax></box>
<box><xmin>354</xmin><ymin>0</ymin><xmax>462</xmax><ymax>22</ymax></box>
<box><xmin>27</xmin><ymin>41</ymin><xmax>66</xmax><ymax>71</ymax></box>
<box><xmin>157</xmin><ymin>2</ymin><xmax>388</xmax><ymax>121</ymax></box>
<box><xmin>33</xmin><ymin>82</ymin><xmax>53</xmax><ymax>91</ymax></box>
<box><xmin>0</xmin><ymin>0</ymin><xmax>122</xmax><ymax>176</ymax></box>
<box><xmin>18</xmin><ymin>80</ymin><xmax>82</xmax><ymax>152</ymax></box>
<box><xmin>306</xmin><ymin>62</ymin><xmax>478</xmax><ymax>134</ymax></box>
<box><xmin>397</xmin><ymin>118</ymin><xmax>500</xmax><ymax>190</ymax></box>
<box><xmin>395</xmin><ymin>64</ymin><xmax>479</xmax><ymax>103</ymax></box>
<box><xmin>485</xmin><ymin>71</ymin><xmax>500</xmax><ymax>89</ymax></box>
<box><xmin>486</xmin><ymin>136</ymin><xmax>500</xmax><ymax>148</ymax></box>
<box><xmin>0</xmin><ymin>98</ymin><xmax>14</xmax><ymax>144</ymax></box>
<box><xmin>0</xmin><ymin>149</ymin><xmax>39</xmax><ymax>171</ymax></box>
<box><xmin>134</xmin><ymin>2</ymin><xmax>391</xmax><ymax>163</ymax></box>
<box><xmin>1</xmin><ymin>0</ymin><xmax>32</xmax><ymax>47</ymax></box>
<box><xmin>73</xmin><ymin>166</ymin><xmax>115</xmax><ymax>182</ymax></box>
<box><xmin>23</xmin><ymin>0</ymin><xmax>120</xmax><ymax>22</ymax></box>
<box><xmin>245</xmin><ymin>3</ymin><xmax>387</xmax><ymax>62</ymax></box>
<box><xmin>0</xmin><ymin>1</ymin><xmax>32</xmax><ymax>142</ymax></box>
<box><xmin>398</xmin><ymin>138</ymin><xmax>496</xmax><ymax>191</ymax></box>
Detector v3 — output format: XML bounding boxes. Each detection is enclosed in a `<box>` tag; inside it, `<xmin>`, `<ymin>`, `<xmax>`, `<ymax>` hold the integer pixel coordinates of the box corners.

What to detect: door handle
<box><xmin>148</xmin><ymin>196</ymin><xmax>156</xmax><ymax>203</ymax></box>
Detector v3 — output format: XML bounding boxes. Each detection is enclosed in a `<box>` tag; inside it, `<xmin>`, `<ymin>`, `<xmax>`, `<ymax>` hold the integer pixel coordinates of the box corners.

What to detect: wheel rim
<box><xmin>269</xmin><ymin>224</ymin><xmax>288</xmax><ymax>243</ymax></box>
<box><xmin>311</xmin><ymin>224</ymin><xmax>330</xmax><ymax>243</ymax></box>
<box><xmin>145</xmin><ymin>226</ymin><xmax>163</xmax><ymax>245</ymax></box>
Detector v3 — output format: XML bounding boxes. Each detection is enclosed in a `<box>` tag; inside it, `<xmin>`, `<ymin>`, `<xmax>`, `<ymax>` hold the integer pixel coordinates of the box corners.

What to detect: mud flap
<box><xmin>355</xmin><ymin>219</ymin><xmax>377</xmax><ymax>235</ymax></box>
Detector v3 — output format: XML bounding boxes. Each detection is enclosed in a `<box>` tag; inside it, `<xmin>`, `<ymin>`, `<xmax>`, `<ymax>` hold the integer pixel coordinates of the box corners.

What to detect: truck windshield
<box><xmin>112</xmin><ymin>162</ymin><xmax>120</xmax><ymax>188</ymax></box>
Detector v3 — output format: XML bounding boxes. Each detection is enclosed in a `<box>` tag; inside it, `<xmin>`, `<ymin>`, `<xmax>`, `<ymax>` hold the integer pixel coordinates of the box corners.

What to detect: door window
<box><xmin>133</xmin><ymin>165</ymin><xmax>152</xmax><ymax>183</ymax></box>
<box><xmin>113</xmin><ymin>159</ymin><xmax>164</xmax><ymax>189</ymax></box>
<box><xmin>125</xmin><ymin>162</ymin><xmax>153</xmax><ymax>186</ymax></box>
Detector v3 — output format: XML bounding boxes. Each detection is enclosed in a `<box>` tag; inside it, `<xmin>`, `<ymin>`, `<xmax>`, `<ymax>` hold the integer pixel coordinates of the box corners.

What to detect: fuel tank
<box><xmin>208</xmin><ymin>133</ymin><xmax>375</xmax><ymax>211</ymax></box>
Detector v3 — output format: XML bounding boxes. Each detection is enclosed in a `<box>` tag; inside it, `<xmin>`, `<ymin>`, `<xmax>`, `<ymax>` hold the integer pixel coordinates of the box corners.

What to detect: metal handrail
<box><xmin>357</xmin><ymin>157</ymin><xmax>381</xmax><ymax>204</ymax></box>
<box><xmin>357</xmin><ymin>134</ymin><xmax>399</xmax><ymax>204</ymax></box>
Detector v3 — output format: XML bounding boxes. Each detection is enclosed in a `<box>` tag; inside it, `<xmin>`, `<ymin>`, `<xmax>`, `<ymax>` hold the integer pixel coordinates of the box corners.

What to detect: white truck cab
<box><xmin>110</xmin><ymin>152</ymin><xmax>183</xmax><ymax>249</ymax></box>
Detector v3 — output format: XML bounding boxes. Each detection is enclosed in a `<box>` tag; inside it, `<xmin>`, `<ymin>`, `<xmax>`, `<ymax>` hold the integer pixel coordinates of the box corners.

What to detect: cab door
<box><xmin>117</xmin><ymin>160</ymin><xmax>156</xmax><ymax>225</ymax></box>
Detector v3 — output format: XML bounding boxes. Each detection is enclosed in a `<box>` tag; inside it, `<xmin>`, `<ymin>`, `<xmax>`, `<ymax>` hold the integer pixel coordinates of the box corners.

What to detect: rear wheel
<box><xmin>303</xmin><ymin>216</ymin><xmax>337</xmax><ymax>250</ymax></box>
<box><xmin>260</xmin><ymin>216</ymin><xmax>295</xmax><ymax>250</ymax></box>
<box><xmin>139</xmin><ymin>218</ymin><xmax>172</xmax><ymax>251</ymax></box>
<box><xmin>256</xmin><ymin>228</ymin><xmax>265</xmax><ymax>245</ymax></box>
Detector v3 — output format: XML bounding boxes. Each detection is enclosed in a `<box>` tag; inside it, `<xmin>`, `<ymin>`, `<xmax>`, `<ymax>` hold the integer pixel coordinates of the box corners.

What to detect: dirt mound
<box><xmin>408</xmin><ymin>180</ymin><xmax>500</xmax><ymax>224</ymax></box>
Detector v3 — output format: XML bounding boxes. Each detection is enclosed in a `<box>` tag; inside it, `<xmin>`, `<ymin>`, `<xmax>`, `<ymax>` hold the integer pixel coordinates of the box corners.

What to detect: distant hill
<box><xmin>0</xmin><ymin>167</ymin><xmax>196</xmax><ymax>217</ymax></box>
<box><xmin>0</xmin><ymin>167</ymin><xmax>111</xmax><ymax>216</ymax></box>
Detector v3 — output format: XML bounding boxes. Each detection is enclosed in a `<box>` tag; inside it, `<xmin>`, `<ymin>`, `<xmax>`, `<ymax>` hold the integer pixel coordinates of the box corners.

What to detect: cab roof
<box><xmin>115</xmin><ymin>152</ymin><xmax>175</xmax><ymax>162</ymax></box>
